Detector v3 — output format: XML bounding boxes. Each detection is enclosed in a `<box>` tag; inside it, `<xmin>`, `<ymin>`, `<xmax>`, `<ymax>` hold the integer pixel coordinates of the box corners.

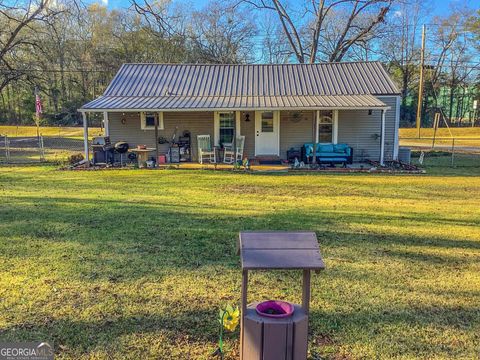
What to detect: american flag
<box><xmin>35</xmin><ymin>90</ymin><xmax>42</xmax><ymax>118</ymax></box>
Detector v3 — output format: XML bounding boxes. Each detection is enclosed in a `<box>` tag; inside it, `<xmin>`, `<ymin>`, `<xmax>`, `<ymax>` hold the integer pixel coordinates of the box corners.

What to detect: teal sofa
<box><xmin>301</xmin><ymin>143</ymin><xmax>353</xmax><ymax>166</ymax></box>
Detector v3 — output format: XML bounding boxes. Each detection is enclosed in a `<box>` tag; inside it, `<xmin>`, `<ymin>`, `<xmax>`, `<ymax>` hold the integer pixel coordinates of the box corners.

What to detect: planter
<box><xmin>256</xmin><ymin>300</ymin><xmax>294</xmax><ymax>318</ymax></box>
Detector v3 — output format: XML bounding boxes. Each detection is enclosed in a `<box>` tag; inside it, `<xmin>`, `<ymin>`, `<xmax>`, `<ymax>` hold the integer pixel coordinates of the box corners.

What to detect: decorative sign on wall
<box><xmin>290</xmin><ymin>111</ymin><xmax>308</xmax><ymax>123</ymax></box>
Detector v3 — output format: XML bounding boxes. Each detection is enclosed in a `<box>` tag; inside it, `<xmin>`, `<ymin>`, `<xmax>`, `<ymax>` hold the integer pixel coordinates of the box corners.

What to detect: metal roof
<box><xmin>82</xmin><ymin>94</ymin><xmax>388</xmax><ymax>111</ymax></box>
<box><xmin>81</xmin><ymin>62</ymin><xmax>399</xmax><ymax>111</ymax></box>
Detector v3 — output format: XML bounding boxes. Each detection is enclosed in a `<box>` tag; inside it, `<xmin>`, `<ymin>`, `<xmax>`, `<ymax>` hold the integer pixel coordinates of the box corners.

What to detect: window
<box><xmin>218</xmin><ymin>112</ymin><xmax>235</xmax><ymax>145</ymax></box>
<box><xmin>261</xmin><ymin>112</ymin><xmax>274</xmax><ymax>132</ymax></box>
<box><xmin>318</xmin><ymin>110</ymin><xmax>333</xmax><ymax>143</ymax></box>
<box><xmin>141</xmin><ymin>112</ymin><xmax>164</xmax><ymax>130</ymax></box>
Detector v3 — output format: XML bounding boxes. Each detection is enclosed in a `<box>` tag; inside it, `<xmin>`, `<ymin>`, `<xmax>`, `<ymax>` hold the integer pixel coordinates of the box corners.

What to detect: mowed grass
<box><xmin>0</xmin><ymin>125</ymin><xmax>102</xmax><ymax>138</ymax></box>
<box><xmin>399</xmin><ymin>127</ymin><xmax>480</xmax><ymax>149</ymax></box>
<box><xmin>400</xmin><ymin>127</ymin><xmax>480</xmax><ymax>139</ymax></box>
<box><xmin>0</xmin><ymin>165</ymin><xmax>479</xmax><ymax>359</ymax></box>
<box><xmin>414</xmin><ymin>153</ymin><xmax>480</xmax><ymax>175</ymax></box>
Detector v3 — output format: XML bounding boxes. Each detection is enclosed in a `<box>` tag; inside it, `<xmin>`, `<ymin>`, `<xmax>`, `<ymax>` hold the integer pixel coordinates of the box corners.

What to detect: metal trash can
<box><xmin>238</xmin><ymin>231</ymin><xmax>325</xmax><ymax>360</ymax></box>
<box><xmin>398</xmin><ymin>147</ymin><xmax>411</xmax><ymax>164</ymax></box>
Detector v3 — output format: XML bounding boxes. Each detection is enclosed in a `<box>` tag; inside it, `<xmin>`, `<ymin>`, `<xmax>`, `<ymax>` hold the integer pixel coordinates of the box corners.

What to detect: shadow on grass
<box><xmin>310</xmin><ymin>303</ymin><xmax>479</xmax><ymax>357</ymax></box>
<box><xmin>1</xmin><ymin>195</ymin><xmax>479</xmax><ymax>281</ymax></box>
<box><xmin>0</xmin><ymin>309</ymin><xmax>219</xmax><ymax>356</ymax></box>
<box><xmin>1</xmin><ymin>183</ymin><xmax>479</xmax><ymax>358</ymax></box>
<box><xmin>311</xmin><ymin>303</ymin><xmax>478</xmax><ymax>332</ymax></box>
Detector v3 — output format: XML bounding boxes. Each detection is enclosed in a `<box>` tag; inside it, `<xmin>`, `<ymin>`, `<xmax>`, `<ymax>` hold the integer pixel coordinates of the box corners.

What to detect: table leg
<box><xmin>138</xmin><ymin>153</ymin><xmax>147</xmax><ymax>168</ymax></box>
<box><xmin>240</xmin><ymin>270</ymin><xmax>248</xmax><ymax>359</ymax></box>
<box><xmin>302</xmin><ymin>270</ymin><xmax>310</xmax><ymax>315</ymax></box>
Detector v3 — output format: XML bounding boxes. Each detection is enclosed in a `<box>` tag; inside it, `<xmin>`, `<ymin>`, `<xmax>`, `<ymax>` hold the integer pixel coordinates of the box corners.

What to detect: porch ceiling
<box><xmin>80</xmin><ymin>94</ymin><xmax>388</xmax><ymax>112</ymax></box>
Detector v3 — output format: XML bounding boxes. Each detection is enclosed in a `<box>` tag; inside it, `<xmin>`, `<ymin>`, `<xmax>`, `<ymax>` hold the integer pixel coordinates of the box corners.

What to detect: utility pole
<box><xmin>416</xmin><ymin>25</ymin><xmax>426</xmax><ymax>138</ymax></box>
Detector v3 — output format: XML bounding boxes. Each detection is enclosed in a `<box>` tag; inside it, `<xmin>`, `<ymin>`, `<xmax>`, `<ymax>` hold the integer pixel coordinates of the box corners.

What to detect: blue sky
<box><xmin>101</xmin><ymin>0</ymin><xmax>476</xmax><ymax>18</ymax></box>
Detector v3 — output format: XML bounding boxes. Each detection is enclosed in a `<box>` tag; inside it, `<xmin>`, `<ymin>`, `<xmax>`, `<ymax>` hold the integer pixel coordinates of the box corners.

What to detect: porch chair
<box><xmin>223</xmin><ymin>141</ymin><xmax>235</xmax><ymax>164</ymax></box>
<box><xmin>235</xmin><ymin>135</ymin><xmax>245</xmax><ymax>163</ymax></box>
<box><xmin>197</xmin><ymin>135</ymin><xmax>216</xmax><ymax>164</ymax></box>
<box><xmin>223</xmin><ymin>136</ymin><xmax>245</xmax><ymax>164</ymax></box>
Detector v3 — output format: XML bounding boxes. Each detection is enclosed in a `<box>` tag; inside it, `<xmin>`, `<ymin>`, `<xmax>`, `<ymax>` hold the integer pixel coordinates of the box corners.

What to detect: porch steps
<box><xmin>251</xmin><ymin>155</ymin><xmax>283</xmax><ymax>165</ymax></box>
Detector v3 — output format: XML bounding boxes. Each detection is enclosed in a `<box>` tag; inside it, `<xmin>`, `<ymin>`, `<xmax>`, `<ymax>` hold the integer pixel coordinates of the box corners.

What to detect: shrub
<box><xmin>68</xmin><ymin>153</ymin><xmax>84</xmax><ymax>164</ymax></box>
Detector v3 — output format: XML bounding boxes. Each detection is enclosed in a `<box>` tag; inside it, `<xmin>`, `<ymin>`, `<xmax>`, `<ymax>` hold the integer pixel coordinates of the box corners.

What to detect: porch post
<box><xmin>380</xmin><ymin>109</ymin><xmax>386</xmax><ymax>166</ymax></box>
<box><xmin>333</xmin><ymin>110</ymin><xmax>338</xmax><ymax>144</ymax></box>
<box><xmin>213</xmin><ymin>112</ymin><xmax>219</xmax><ymax>146</ymax></box>
<box><xmin>235</xmin><ymin>111</ymin><xmax>241</xmax><ymax>137</ymax></box>
<box><xmin>154</xmin><ymin>115</ymin><xmax>159</xmax><ymax>167</ymax></box>
<box><xmin>103</xmin><ymin>111</ymin><xmax>109</xmax><ymax>137</ymax></box>
<box><xmin>312</xmin><ymin>111</ymin><xmax>318</xmax><ymax>164</ymax></box>
<box><xmin>82</xmin><ymin>111</ymin><xmax>89</xmax><ymax>163</ymax></box>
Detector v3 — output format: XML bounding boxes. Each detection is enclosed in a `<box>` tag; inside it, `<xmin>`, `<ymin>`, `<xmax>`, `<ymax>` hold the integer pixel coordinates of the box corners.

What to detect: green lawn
<box><xmin>0</xmin><ymin>126</ymin><xmax>102</xmax><ymax>164</ymax></box>
<box><xmin>399</xmin><ymin>127</ymin><xmax>480</xmax><ymax>149</ymax></box>
<box><xmin>400</xmin><ymin>127</ymin><xmax>480</xmax><ymax>139</ymax></box>
<box><xmin>0</xmin><ymin>125</ymin><xmax>102</xmax><ymax>138</ymax></box>
<box><xmin>0</xmin><ymin>165</ymin><xmax>479</xmax><ymax>359</ymax></box>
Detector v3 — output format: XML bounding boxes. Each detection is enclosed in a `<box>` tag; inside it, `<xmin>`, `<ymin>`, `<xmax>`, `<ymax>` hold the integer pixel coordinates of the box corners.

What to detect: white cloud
<box><xmin>393</xmin><ymin>10</ymin><xmax>402</xmax><ymax>18</ymax></box>
<box><xmin>101</xmin><ymin>0</ymin><xmax>108</xmax><ymax>5</ymax></box>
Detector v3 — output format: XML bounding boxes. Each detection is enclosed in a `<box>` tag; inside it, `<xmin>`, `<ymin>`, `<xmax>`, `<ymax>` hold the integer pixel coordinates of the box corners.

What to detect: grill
<box><xmin>92</xmin><ymin>136</ymin><xmax>113</xmax><ymax>164</ymax></box>
<box><xmin>114</xmin><ymin>141</ymin><xmax>130</xmax><ymax>165</ymax></box>
<box><xmin>114</xmin><ymin>141</ymin><xmax>129</xmax><ymax>154</ymax></box>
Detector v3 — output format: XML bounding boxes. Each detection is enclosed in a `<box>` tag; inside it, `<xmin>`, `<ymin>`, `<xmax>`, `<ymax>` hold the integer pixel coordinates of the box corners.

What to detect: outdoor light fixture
<box><xmin>121</xmin><ymin>112</ymin><xmax>126</xmax><ymax>124</ymax></box>
<box><xmin>368</xmin><ymin>109</ymin><xmax>373</xmax><ymax>115</ymax></box>
<box><xmin>244</xmin><ymin>113</ymin><xmax>250</xmax><ymax>122</ymax></box>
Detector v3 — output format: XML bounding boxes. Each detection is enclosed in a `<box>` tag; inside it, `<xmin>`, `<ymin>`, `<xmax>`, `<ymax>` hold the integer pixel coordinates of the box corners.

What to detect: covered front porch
<box><xmin>80</xmin><ymin>105</ymin><xmax>392</xmax><ymax>167</ymax></box>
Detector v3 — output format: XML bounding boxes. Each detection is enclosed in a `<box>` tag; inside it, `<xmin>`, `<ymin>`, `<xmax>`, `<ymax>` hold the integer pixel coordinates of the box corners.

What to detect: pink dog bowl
<box><xmin>256</xmin><ymin>300</ymin><xmax>294</xmax><ymax>318</ymax></box>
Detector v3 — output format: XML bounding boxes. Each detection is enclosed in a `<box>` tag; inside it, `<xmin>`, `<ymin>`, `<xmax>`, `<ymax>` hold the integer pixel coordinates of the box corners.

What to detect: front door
<box><xmin>255</xmin><ymin>111</ymin><xmax>280</xmax><ymax>156</ymax></box>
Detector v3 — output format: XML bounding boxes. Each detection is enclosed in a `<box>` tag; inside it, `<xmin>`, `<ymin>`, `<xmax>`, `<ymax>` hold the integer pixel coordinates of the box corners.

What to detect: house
<box><xmin>79</xmin><ymin>62</ymin><xmax>400</xmax><ymax>165</ymax></box>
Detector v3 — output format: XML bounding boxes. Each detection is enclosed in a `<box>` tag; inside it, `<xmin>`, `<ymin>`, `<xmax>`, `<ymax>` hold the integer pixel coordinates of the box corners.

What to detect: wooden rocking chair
<box><xmin>197</xmin><ymin>135</ymin><xmax>216</xmax><ymax>164</ymax></box>
<box><xmin>235</xmin><ymin>135</ymin><xmax>245</xmax><ymax>163</ymax></box>
<box><xmin>223</xmin><ymin>136</ymin><xmax>245</xmax><ymax>164</ymax></box>
<box><xmin>223</xmin><ymin>141</ymin><xmax>235</xmax><ymax>164</ymax></box>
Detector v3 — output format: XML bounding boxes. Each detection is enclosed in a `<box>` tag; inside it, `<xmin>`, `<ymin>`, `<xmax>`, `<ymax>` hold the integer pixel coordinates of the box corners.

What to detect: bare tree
<box><xmin>378</xmin><ymin>0</ymin><xmax>430</xmax><ymax>123</ymax></box>
<box><xmin>259</xmin><ymin>12</ymin><xmax>292</xmax><ymax>63</ymax></box>
<box><xmin>0</xmin><ymin>0</ymin><xmax>63</xmax><ymax>92</ymax></box>
<box><xmin>130</xmin><ymin>0</ymin><xmax>180</xmax><ymax>38</ymax></box>
<box><xmin>187</xmin><ymin>1</ymin><xmax>257</xmax><ymax>64</ymax></box>
<box><xmin>241</xmin><ymin>0</ymin><xmax>392</xmax><ymax>63</ymax></box>
<box><xmin>427</xmin><ymin>8</ymin><xmax>480</xmax><ymax>123</ymax></box>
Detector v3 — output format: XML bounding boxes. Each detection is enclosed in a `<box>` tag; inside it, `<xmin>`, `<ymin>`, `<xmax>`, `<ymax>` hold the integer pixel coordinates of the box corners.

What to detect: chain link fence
<box><xmin>399</xmin><ymin>137</ymin><xmax>480</xmax><ymax>168</ymax></box>
<box><xmin>0</xmin><ymin>134</ymin><xmax>85</xmax><ymax>164</ymax></box>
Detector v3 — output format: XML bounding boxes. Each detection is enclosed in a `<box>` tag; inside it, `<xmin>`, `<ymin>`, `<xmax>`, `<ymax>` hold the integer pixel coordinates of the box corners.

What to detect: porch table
<box><xmin>129</xmin><ymin>148</ymin><xmax>156</xmax><ymax>168</ymax></box>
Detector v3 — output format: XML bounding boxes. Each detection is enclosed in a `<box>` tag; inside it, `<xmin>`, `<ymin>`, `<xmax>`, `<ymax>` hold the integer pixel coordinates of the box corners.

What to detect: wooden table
<box><xmin>129</xmin><ymin>148</ymin><xmax>156</xmax><ymax>168</ymax></box>
<box><xmin>238</xmin><ymin>231</ymin><xmax>325</xmax><ymax>360</ymax></box>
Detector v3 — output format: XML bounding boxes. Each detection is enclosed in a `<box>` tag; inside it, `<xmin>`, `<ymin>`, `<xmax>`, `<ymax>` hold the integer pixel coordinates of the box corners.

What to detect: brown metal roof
<box><xmin>82</xmin><ymin>94</ymin><xmax>387</xmax><ymax>111</ymax></box>
<box><xmin>81</xmin><ymin>62</ymin><xmax>398</xmax><ymax>111</ymax></box>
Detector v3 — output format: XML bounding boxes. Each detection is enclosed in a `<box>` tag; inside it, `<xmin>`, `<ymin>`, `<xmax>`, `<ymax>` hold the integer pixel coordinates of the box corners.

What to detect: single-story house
<box><xmin>79</xmin><ymin>62</ymin><xmax>400</xmax><ymax>165</ymax></box>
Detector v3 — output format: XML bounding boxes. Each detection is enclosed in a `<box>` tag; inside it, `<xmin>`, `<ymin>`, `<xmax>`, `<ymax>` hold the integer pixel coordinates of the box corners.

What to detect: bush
<box><xmin>68</xmin><ymin>153</ymin><xmax>84</xmax><ymax>164</ymax></box>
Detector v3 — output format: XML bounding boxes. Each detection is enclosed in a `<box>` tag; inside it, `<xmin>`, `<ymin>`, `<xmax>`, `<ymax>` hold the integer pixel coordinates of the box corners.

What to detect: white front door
<box><xmin>255</xmin><ymin>111</ymin><xmax>280</xmax><ymax>156</ymax></box>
